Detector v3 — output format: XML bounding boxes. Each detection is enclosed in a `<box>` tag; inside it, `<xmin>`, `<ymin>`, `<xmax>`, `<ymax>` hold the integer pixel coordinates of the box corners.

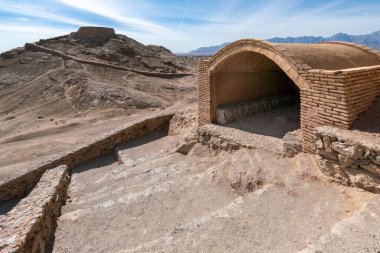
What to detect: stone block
<box><xmin>337</xmin><ymin>154</ymin><xmax>356</xmax><ymax>169</ymax></box>
<box><xmin>359</xmin><ymin>163</ymin><xmax>380</xmax><ymax>177</ymax></box>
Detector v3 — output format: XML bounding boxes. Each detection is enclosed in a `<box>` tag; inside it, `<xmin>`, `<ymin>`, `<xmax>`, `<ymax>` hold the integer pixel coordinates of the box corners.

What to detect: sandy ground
<box><xmin>0</xmin><ymin>101</ymin><xmax>195</xmax><ymax>181</ymax></box>
<box><xmin>0</xmin><ymin>44</ymin><xmax>198</xmax><ymax>181</ymax></box>
<box><xmin>0</xmin><ymin>110</ymin><xmax>148</xmax><ymax>180</ymax></box>
<box><xmin>49</xmin><ymin>131</ymin><xmax>380</xmax><ymax>253</ymax></box>
<box><xmin>0</xmin><ymin>64</ymin><xmax>197</xmax><ymax>180</ymax></box>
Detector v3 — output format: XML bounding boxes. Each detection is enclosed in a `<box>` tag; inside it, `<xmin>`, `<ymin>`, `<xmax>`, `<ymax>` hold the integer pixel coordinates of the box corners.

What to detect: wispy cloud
<box><xmin>179</xmin><ymin>0</ymin><xmax>190</xmax><ymax>34</ymax></box>
<box><xmin>0</xmin><ymin>1</ymin><xmax>93</xmax><ymax>26</ymax></box>
<box><xmin>58</xmin><ymin>0</ymin><xmax>171</xmax><ymax>34</ymax></box>
<box><xmin>0</xmin><ymin>0</ymin><xmax>379</xmax><ymax>52</ymax></box>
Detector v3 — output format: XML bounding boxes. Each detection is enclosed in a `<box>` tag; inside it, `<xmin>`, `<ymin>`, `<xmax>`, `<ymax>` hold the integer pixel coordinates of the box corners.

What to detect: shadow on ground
<box><xmin>224</xmin><ymin>104</ymin><xmax>300</xmax><ymax>138</ymax></box>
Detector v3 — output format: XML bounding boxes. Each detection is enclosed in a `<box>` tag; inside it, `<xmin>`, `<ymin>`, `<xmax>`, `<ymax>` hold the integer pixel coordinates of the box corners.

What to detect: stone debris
<box><xmin>0</xmin><ymin>166</ymin><xmax>69</xmax><ymax>253</ymax></box>
<box><xmin>283</xmin><ymin>129</ymin><xmax>302</xmax><ymax>158</ymax></box>
<box><xmin>314</xmin><ymin>126</ymin><xmax>380</xmax><ymax>194</ymax></box>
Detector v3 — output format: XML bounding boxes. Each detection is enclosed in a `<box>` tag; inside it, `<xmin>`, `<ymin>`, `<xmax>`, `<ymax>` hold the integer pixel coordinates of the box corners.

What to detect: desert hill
<box><xmin>0</xmin><ymin>27</ymin><xmax>198</xmax><ymax>179</ymax></box>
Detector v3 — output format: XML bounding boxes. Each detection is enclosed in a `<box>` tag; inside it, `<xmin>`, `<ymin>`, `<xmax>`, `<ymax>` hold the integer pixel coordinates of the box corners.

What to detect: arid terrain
<box><xmin>0</xmin><ymin>29</ymin><xmax>198</xmax><ymax>179</ymax></box>
<box><xmin>48</xmin><ymin>111</ymin><xmax>380</xmax><ymax>252</ymax></box>
<box><xmin>1</xmin><ymin>28</ymin><xmax>380</xmax><ymax>253</ymax></box>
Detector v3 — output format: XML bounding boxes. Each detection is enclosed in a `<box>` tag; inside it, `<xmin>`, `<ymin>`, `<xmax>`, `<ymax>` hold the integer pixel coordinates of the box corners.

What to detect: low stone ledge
<box><xmin>198</xmin><ymin>124</ymin><xmax>284</xmax><ymax>155</ymax></box>
<box><xmin>283</xmin><ymin>129</ymin><xmax>302</xmax><ymax>158</ymax></box>
<box><xmin>216</xmin><ymin>94</ymin><xmax>298</xmax><ymax>124</ymax></box>
<box><xmin>0</xmin><ymin>165</ymin><xmax>69</xmax><ymax>253</ymax></box>
<box><xmin>0</xmin><ymin>112</ymin><xmax>174</xmax><ymax>202</ymax></box>
<box><xmin>313</xmin><ymin>126</ymin><xmax>380</xmax><ymax>193</ymax></box>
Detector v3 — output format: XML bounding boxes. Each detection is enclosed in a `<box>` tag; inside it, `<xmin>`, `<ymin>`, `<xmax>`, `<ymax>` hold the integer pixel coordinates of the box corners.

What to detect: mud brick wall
<box><xmin>341</xmin><ymin>66</ymin><xmax>380</xmax><ymax>125</ymax></box>
<box><xmin>75</xmin><ymin>27</ymin><xmax>116</xmax><ymax>41</ymax></box>
<box><xmin>197</xmin><ymin>40</ymin><xmax>380</xmax><ymax>154</ymax></box>
<box><xmin>0</xmin><ymin>112</ymin><xmax>174</xmax><ymax>203</ymax></box>
<box><xmin>198</xmin><ymin>59</ymin><xmax>212</xmax><ymax>126</ymax></box>
<box><xmin>0</xmin><ymin>166</ymin><xmax>69</xmax><ymax>253</ymax></box>
<box><xmin>313</xmin><ymin>126</ymin><xmax>380</xmax><ymax>194</ymax></box>
<box><xmin>301</xmin><ymin>66</ymin><xmax>380</xmax><ymax>153</ymax></box>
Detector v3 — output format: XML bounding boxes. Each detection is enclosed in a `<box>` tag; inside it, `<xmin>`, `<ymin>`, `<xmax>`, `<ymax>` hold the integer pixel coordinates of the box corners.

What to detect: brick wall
<box><xmin>199</xmin><ymin>60</ymin><xmax>380</xmax><ymax>154</ymax></box>
<box><xmin>197</xmin><ymin>41</ymin><xmax>380</xmax><ymax>154</ymax></box>
<box><xmin>301</xmin><ymin>66</ymin><xmax>380</xmax><ymax>152</ymax></box>
<box><xmin>198</xmin><ymin>60</ymin><xmax>211</xmax><ymax>126</ymax></box>
<box><xmin>342</xmin><ymin>66</ymin><xmax>380</xmax><ymax>125</ymax></box>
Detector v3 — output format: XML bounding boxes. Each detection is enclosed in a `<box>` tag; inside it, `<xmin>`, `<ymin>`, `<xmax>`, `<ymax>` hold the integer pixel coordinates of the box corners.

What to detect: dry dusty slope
<box><xmin>0</xmin><ymin>31</ymin><xmax>198</xmax><ymax>179</ymax></box>
<box><xmin>49</xmin><ymin>112</ymin><xmax>380</xmax><ymax>253</ymax></box>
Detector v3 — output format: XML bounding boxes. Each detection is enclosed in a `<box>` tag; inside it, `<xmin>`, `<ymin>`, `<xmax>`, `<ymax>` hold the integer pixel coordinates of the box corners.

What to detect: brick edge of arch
<box><xmin>208</xmin><ymin>39</ymin><xmax>311</xmax><ymax>90</ymax></box>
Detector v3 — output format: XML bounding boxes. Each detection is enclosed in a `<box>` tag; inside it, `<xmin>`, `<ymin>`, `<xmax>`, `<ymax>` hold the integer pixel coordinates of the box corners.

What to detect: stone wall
<box><xmin>301</xmin><ymin>65</ymin><xmax>380</xmax><ymax>152</ymax></box>
<box><xmin>74</xmin><ymin>27</ymin><xmax>116</xmax><ymax>42</ymax></box>
<box><xmin>0</xmin><ymin>112</ymin><xmax>174</xmax><ymax>202</ymax></box>
<box><xmin>25</xmin><ymin>43</ymin><xmax>193</xmax><ymax>78</ymax></box>
<box><xmin>198</xmin><ymin>124</ymin><xmax>284</xmax><ymax>155</ymax></box>
<box><xmin>0</xmin><ymin>166</ymin><xmax>69</xmax><ymax>252</ymax></box>
<box><xmin>216</xmin><ymin>94</ymin><xmax>298</xmax><ymax>124</ymax></box>
<box><xmin>313</xmin><ymin>126</ymin><xmax>380</xmax><ymax>193</ymax></box>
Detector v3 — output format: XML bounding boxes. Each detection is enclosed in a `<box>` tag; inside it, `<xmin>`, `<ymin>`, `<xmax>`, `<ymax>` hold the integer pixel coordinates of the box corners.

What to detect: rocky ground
<box><xmin>0</xmin><ymin>30</ymin><xmax>198</xmax><ymax>179</ymax></box>
<box><xmin>49</xmin><ymin>117</ymin><xmax>380</xmax><ymax>253</ymax></box>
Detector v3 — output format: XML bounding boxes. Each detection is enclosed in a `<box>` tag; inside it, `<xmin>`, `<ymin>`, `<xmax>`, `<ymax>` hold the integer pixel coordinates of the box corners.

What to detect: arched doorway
<box><xmin>210</xmin><ymin>51</ymin><xmax>300</xmax><ymax>138</ymax></box>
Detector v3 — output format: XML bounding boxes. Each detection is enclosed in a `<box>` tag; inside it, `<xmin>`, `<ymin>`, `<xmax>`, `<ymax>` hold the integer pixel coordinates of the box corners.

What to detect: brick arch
<box><xmin>198</xmin><ymin>38</ymin><xmax>380</xmax><ymax>154</ymax></box>
<box><xmin>208</xmin><ymin>39</ymin><xmax>310</xmax><ymax>90</ymax></box>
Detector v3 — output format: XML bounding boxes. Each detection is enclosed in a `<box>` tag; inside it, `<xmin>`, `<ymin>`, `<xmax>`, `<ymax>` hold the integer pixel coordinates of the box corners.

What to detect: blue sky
<box><xmin>0</xmin><ymin>0</ymin><xmax>380</xmax><ymax>53</ymax></box>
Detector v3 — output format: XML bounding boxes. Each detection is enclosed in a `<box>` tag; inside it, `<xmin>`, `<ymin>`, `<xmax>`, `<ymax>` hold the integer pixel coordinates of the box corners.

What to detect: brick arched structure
<box><xmin>198</xmin><ymin>39</ymin><xmax>380</xmax><ymax>152</ymax></box>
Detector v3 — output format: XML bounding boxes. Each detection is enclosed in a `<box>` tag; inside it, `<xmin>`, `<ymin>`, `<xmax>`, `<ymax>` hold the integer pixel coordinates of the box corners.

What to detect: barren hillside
<box><xmin>0</xmin><ymin>27</ymin><xmax>198</xmax><ymax>179</ymax></box>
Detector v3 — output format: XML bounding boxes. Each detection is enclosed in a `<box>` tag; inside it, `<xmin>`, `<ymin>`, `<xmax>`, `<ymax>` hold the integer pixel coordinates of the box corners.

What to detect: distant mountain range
<box><xmin>188</xmin><ymin>30</ymin><xmax>380</xmax><ymax>55</ymax></box>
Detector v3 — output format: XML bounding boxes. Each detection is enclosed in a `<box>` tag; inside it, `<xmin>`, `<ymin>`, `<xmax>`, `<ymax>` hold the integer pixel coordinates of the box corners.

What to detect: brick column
<box><xmin>198</xmin><ymin>60</ymin><xmax>211</xmax><ymax>126</ymax></box>
<box><xmin>301</xmin><ymin>70</ymin><xmax>348</xmax><ymax>153</ymax></box>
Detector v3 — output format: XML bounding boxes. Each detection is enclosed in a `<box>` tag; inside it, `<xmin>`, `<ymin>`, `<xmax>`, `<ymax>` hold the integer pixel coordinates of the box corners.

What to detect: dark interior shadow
<box><xmin>0</xmin><ymin>195</ymin><xmax>23</xmax><ymax>215</ymax></box>
<box><xmin>352</xmin><ymin>96</ymin><xmax>380</xmax><ymax>134</ymax></box>
<box><xmin>71</xmin><ymin>153</ymin><xmax>117</xmax><ymax>175</ymax></box>
<box><xmin>45</xmin><ymin>198</ymin><xmax>67</xmax><ymax>253</ymax></box>
<box><xmin>223</xmin><ymin>103</ymin><xmax>300</xmax><ymax>139</ymax></box>
<box><xmin>71</xmin><ymin>130</ymin><xmax>167</xmax><ymax>175</ymax></box>
<box><xmin>116</xmin><ymin>130</ymin><xmax>167</xmax><ymax>150</ymax></box>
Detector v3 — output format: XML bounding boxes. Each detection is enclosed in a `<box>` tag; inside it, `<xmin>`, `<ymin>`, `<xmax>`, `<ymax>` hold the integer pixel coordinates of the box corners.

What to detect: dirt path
<box><xmin>50</xmin><ymin>132</ymin><xmax>380</xmax><ymax>253</ymax></box>
<box><xmin>26</xmin><ymin>43</ymin><xmax>194</xmax><ymax>78</ymax></box>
